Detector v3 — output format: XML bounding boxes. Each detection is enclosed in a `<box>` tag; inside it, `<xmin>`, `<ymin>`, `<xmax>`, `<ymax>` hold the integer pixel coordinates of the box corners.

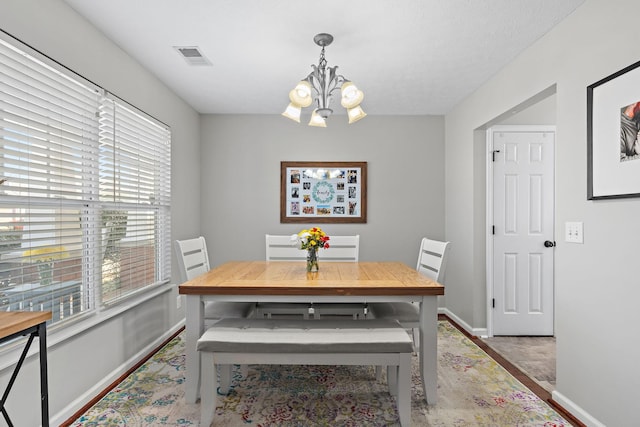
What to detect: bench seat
<box><xmin>197</xmin><ymin>318</ymin><xmax>413</xmax><ymax>427</ymax></box>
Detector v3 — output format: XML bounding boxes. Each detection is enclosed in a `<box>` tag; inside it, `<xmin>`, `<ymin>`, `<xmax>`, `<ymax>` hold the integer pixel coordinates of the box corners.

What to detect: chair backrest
<box><xmin>265</xmin><ymin>234</ymin><xmax>360</xmax><ymax>262</ymax></box>
<box><xmin>415</xmin><ymin>237</ymin><xmax>450</xmax><ymax>283</ymax></box>
<box><xmin>174</xmin><ymin>236</ymin><xmax>210</xmax><ymax>282</ymax></box>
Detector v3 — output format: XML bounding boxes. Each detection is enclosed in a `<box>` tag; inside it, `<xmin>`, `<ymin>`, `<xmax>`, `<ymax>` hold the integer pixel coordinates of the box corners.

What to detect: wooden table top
<box><xmin>0</xmin><ymin>312</ymin><xmax>52</xmax><ymax>340</ymax></box>
<box><xmin>178</xmin><ymin>261</ymin><xmax>444</xmax><ymax>296</ymax></box>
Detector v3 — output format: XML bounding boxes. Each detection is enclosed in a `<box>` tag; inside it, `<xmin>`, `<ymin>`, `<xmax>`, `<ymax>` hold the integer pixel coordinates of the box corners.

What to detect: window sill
<box><xmin>0</xmin><ymin>283</ymin><xmax>175</xmax><ymax>373</ymax></box>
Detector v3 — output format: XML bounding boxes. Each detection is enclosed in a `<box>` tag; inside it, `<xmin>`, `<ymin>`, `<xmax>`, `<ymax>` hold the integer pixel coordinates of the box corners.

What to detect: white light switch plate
<box><xmin>565</xmin><ymin>222</ymin><xmax>583</xmax><ymax>244</ymax></box>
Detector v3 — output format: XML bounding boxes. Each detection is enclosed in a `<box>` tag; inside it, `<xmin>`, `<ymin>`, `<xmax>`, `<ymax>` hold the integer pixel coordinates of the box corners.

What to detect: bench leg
<box><xmin>239</xmin><ymin>363</ymin><xmax>249</xmax><ymax>378</ymax></box>
<box><xmin>200</xmin><ymin>353</ymin><xmax>217</xmax><ymax>427</ymax></box>
<box><xmin>387</xmin><ymin>365</ymin><xmax>398</xmax><ymax>396</ymax></box>
<box><xmin>375</xmin><ymin>365</ymin><xmax>383</xmax><ymax>382</ymax></box>
<box><xmin>218</xmin><ymin>364</ymin><xmax>232</xmax><ymax>394</ymax></box>
<box><xmin>397</xmin><ymin>353</ymin><xmax>411</xmax><ymax>427</ymax></box>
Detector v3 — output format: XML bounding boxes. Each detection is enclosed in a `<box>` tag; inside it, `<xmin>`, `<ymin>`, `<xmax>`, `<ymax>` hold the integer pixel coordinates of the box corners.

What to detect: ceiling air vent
<box><xmin>173</xmin><ymin>46</ymin><xmax>211</xmax><ymax>66</ymax></box>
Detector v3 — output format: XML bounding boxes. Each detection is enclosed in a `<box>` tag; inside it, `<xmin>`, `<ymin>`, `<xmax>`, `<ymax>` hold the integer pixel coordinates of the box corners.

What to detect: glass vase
<box><xmin>306</xmin><ymin>249</ymin><xmax>319</xmax><ymax>272</ymax></box>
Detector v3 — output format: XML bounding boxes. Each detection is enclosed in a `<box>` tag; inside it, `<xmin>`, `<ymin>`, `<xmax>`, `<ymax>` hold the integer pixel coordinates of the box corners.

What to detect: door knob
<box><xmin>544</xmin><ymin>240</ymin><xmax>556</xmax><ymax>248</ymax></box>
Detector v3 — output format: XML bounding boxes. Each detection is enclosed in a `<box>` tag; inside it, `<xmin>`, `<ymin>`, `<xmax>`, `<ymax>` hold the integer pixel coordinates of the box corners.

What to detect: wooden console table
<box><xmin>0</xmin><ymin>311</ymin><xmax>52</xmax><ymax>427</ymax></box>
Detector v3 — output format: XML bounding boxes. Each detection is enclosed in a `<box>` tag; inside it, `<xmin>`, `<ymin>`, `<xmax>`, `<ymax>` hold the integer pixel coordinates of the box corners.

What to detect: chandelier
<box><xmin>282</xmin><ymin>33</ymin><xmax>366</xmax><ymax>127</ymax></box>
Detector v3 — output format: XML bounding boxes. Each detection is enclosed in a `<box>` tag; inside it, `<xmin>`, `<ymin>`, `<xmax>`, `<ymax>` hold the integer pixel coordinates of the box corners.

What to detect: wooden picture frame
<box><xmin>280</xmin><ymin>161</ymin><xmax>367</xmax><ymax>223</ymax></box>
<box><xmin>588</xmin><ymin>59</ymin><xmax>640</xmax><ymax>199</ymax></box>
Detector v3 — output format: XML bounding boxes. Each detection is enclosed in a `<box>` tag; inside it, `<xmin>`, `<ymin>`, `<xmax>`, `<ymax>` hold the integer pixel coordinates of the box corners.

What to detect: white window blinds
<box><xmin>0</xmin><ymin>33</ymin><xmax>171</xmax><ymax>326</ymax></box>
<box><xmin>98</xmin><ymin>96</ymin><xmax>171</xmax><ymax>303</ymax></box>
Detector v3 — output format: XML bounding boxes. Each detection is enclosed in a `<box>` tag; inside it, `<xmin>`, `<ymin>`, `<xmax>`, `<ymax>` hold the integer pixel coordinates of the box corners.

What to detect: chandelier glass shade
<box><xmin>282</xmin><ymin>33</ymin><xmax>366</xmax><ymax>126</ymax></box>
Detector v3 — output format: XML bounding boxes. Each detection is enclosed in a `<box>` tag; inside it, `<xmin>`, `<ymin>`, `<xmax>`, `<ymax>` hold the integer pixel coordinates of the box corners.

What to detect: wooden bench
<box><xmin>197</xmin><ymin>318</ymin><xmax>413</xmax><ymax>427</ymax></box>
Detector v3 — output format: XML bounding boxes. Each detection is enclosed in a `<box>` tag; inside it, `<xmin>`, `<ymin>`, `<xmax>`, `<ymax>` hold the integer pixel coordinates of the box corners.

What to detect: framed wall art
<box><xmin>588</xmin><ymin>59</ymin><xmax>640</xmax><ymax>199</ymax></box>
<box><xmin>280</xmin><ymin>161</ymin><xmax>367</xmax><ymax>223</ymax></box>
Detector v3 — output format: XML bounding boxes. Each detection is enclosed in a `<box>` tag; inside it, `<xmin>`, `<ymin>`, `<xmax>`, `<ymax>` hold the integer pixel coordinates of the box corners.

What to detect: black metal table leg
<box><xmin>0</xmin><ymin>331</ymin><xmax>35</xmax><ymax>427</ymax></box>
<box><xmin>0</xmin><ymin>313</ymin><xmax>51</xmax><ymax>427</ymax></box>
<box><xmin>37</xmin><ymin>322</ymin><xmax>49</xmax><ymax>427</ymax></box>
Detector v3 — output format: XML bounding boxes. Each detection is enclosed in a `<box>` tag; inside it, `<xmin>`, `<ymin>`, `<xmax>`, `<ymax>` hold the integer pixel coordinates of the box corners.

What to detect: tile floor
<box><xmin>481</xmin><ymin>335</ymin><xmax>556</xmax><ymax>393</ymax></box>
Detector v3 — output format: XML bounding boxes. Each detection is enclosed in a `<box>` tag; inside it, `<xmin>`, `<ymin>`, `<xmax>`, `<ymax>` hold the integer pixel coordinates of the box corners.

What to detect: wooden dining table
<box><xmin>178</xmin><ymin>261</ymin><xmax>444</xmax><ymax>405</ymax></box>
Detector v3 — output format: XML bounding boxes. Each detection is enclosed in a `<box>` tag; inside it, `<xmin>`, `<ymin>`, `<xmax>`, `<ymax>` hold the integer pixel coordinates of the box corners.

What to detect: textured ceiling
<box><xmin>62</xmin><ymin>0</ymin><xmax>585</xmax><ymax>116</ymax></box>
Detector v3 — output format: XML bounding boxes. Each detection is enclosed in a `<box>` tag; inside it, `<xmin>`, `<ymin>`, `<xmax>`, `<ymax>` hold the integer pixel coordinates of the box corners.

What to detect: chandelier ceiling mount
<box><xmin>313</xmin><ymin>33</ymin><xmax>334</xmax><ymax>48</ymax></box>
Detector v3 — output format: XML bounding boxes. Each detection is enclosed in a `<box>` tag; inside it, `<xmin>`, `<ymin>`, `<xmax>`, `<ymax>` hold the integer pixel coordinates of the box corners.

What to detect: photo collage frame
<box><xmin>280</xmin><ymin>161</ymin><xmax>367</xmax><ymax>223</ymax></box>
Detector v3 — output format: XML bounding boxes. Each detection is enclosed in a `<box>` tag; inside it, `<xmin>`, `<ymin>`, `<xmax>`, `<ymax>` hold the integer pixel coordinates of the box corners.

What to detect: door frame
<box><xmin>485</xmin><ymin>124</ymin><xmax>556</xmax><ymax>337</ymax></box>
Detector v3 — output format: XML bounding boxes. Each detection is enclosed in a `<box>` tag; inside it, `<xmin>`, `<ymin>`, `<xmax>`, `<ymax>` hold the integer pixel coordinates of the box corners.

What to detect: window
<box><xmin>97</xmin><ymin>96</ymin><xmax>171</xmax><ymax>303</ymax></box>
<box><xmin>0</xmin><ymin>33</ymin><xmax>171</xmax><ymax>327</ymax></box>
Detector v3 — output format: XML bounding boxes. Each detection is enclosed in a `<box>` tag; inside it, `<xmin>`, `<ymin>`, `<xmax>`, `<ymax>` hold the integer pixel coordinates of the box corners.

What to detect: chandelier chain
<box><xmin>318</xmin><ymin>46</ymin><xmax>327</xmax><ymax>69</ymax></box>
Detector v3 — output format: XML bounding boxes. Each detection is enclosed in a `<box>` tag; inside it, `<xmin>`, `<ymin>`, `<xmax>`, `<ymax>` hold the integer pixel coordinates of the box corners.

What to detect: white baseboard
<box><xmin>438</xmin><ymin>307</ymin><xmax>488</xmax><ymax>337</ymax></box>
<box><xmin>51</xmin><ymin>319</ymin><xmax>185</xmax><ymax>426</ymax></box>
<box><xmin>552</xmin><ymin>390</ymin><xmax>604</xmax><ymax>427</ymax></box>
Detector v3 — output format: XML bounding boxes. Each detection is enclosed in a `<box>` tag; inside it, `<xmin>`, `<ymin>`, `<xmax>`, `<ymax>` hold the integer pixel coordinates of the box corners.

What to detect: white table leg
<box><xmin>185</xmin><ymin>295</ymin><xmax>204</xmax><ymax>404</ymax></box>
<box><xmin>419</xmin><ymin>296</ymin><xmax>438</xmax><ymax>404</ymax></box>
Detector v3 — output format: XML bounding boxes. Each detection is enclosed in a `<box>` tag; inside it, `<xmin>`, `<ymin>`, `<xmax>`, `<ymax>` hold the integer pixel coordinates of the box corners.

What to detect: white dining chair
<box><xmin>369</xmin><ymin>237</ymin><xmax>449</xmax><ymax>381</ymax></box>
<box><xmin>175</xmin><ymin>236</ymin><xmax>256</xmax><ymax>390</ymax></box>
<box><xmin>256</xmin><ymin>234</ymin><xmax>366</xmax><ymax>319</ymax></box>
<box><xmin>175</xmin><ymin>237</ymin><xmax>255</xmax><ymax>324</ymax></box>
<box><xmin>369</xmin><ymin>237</ymin><xmax>450</xmax><ymax>346</ymax></box>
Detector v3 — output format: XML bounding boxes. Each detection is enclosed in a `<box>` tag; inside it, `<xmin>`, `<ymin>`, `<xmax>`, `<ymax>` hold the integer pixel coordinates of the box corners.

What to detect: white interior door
<box><xmin>490</xmin><ymin>126</ymin><xmax>555</xmax><ymax>336</ymax></box>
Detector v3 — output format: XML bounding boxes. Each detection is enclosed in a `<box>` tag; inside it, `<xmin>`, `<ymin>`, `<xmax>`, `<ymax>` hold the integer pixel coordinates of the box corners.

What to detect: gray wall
<box><xmin>445</xmin><ymin>0</ymin><xmax>639</xmax><ymax>425</ymax></box>
<box><xmin>500</xmin><ymin>95</ymin><xmax>557</xmax><ymax>126</ymax></box>
<box><xmin>0</xmin><ymin>1</ymin><xmax>200</xmax><ymax>425</ymax></box>
<box><xmin>200</xmin><ymin>114</ymin><xmax>445</xmax><ymax>268</ymax></box>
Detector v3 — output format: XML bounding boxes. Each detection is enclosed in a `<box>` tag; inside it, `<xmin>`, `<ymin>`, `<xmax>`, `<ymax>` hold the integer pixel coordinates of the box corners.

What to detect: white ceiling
<box><xmin>62</xmin><ymin>0</ymin><xmax>584</xmax><ymax>116</ymax></box>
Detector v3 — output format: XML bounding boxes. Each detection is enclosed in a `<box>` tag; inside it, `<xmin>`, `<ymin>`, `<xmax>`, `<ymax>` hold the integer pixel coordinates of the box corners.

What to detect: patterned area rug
<box><xmin>71</xmin><ymin>321</ymin><xmax>569</xmax><ymax>426</ymax></box>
